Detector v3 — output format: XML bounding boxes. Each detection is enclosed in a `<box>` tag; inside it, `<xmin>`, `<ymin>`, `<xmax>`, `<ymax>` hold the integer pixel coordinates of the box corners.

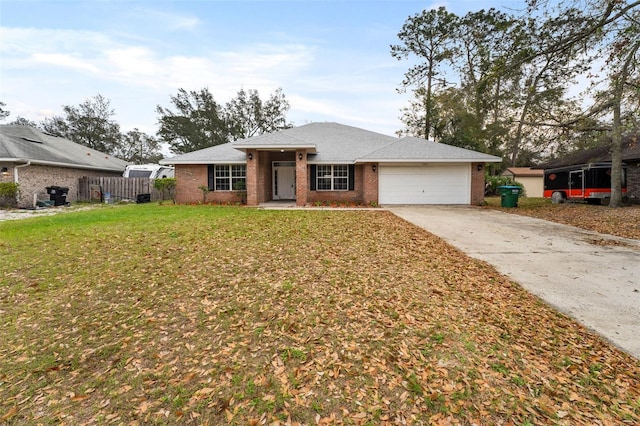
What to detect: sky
<box><xmin>0</xmin><ymin>0</ymin><xmax>528</xmax><ymax>142</ymax></box>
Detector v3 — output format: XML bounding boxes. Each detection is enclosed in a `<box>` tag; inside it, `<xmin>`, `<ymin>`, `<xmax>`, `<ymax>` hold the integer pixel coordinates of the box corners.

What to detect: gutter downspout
<box><xmin>14</xmin><ymin>160</ymin><xmax>32</xmax><ymax>207</ymax></box>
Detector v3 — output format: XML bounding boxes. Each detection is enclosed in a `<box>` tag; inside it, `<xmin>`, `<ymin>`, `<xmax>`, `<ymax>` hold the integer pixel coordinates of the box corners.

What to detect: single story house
<box><xmin>501</xmin><ymin>167</ymin><xmax>544</xmax><ymax>197</ymax></box>
<box><xmin>161</xmin><ymin>122</ymin><xmax>501</xmax><ymax>206</ymax></box>
<box><xmin>538</xmin><ymin>134</ymin><xmax>640</xmax><ymax>203</ymax></box>
<box><xmin>0</xmin><ymin>125</ymin><xmax>129</xmax><ymax>208</ymax></box>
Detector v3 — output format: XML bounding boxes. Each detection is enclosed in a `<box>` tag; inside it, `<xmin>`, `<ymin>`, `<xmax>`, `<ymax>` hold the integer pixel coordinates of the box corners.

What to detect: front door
<box><xmin>273</xmin><ymin>162</ymin><xmax>296</xmax><ymax>200</ymax></box>
<box><xmin>569</xmin><ymin>170</ymin><xmax>584</xmax><ymax>198</ymax></box>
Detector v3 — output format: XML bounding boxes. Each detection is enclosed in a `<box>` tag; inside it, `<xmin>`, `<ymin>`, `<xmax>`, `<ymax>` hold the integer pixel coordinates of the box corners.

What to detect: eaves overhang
<box><xmin>0</xmin><ymin>157</ymin><xmax>127</xmax><ymax>171</ymax></box>
<box><xmin>306</xmin><ymin>160</ymin><xmax>353</xmax><ymax>165</ymax></box>
<box><xmin>232</xmin><ymin>144</ymin><xmax>317</xmax><ymax>153</ymax></box>
<box><xmin>160</xmin><ymin>159</ymin><xmax>246</xmax><ymax>165</ymax></box>
<box><xmin>354</xmin><ymin>157</ymin><xmax>502</xmax><ymax>164</ymax></box>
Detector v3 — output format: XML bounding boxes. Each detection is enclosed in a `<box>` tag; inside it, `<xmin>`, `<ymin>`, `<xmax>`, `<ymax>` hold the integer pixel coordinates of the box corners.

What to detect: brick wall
<box><xmin>175</xmin><ymin>164</ymin><xmax>242</xmax><ymax>205</ymax></box>
<box><xmin>307</xmin><ymin>164</ymin><xmax>366</xmax><ymax>205</ymax></box>
<box><xmin>362</xmin><ymin>163</ymin><xmax>379</xmax><ymax>205</ymax></box>
<box><xmin>470</xmin><ymin>163</ymin><xmax>486</xmax><ymax>206</ymax></box>
<box><xmin>1</xmin><ymin>164</ymin><xmax>121</xmax><ymax>208</ymax></box>
<box><xmin>246</xmin><ymin>150</ymin><xmax>258</xmax><ymax>206</ymax></box>
<box><xmin>295</xmin><ymin>150</ymin><xmax>308</xmax><ymax>206</ymax></box>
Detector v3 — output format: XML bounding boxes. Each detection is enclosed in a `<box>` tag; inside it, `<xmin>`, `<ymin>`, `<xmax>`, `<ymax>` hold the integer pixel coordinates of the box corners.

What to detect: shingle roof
<box><xmin>502</xmin><ymin>167</ymin><xmax>544</xmax><ymax>177</ymax></box>
<box><xmin>232</xmin><ymin>132</ymin><xmax>317</xmax><ymax>151</ymax></box>
<box><xmin>358</xmin><ymin>136</ymin><xmax>502</xmax><ymax>163</ymax></box>
<box><xmin>162</xmin><ymin>122</ymin><xmax>502</xmax><ymax>165</ymax></box>
<box><xmin>0</xmin><ymin>125</ymin><xmax>128</xmax><ymax>172</ymax></box>
<box><xmin>159</xmin><ymin>141</ymin><xmax>246</xmax><ymax>164</ymax></box>
<box><xmin>536</xmin><ymin>134</ymin><xmax>640</xmax><ymax>169</ymax></box>
<box><xmin>293</xmin><ymin>123</ymin><xmax>399</xmax><ymax>163</ymax></box>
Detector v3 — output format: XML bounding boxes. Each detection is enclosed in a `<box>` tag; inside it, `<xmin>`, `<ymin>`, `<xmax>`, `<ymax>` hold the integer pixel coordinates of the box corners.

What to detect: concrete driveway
<box><xmin>388</xmin><ymin>205</ymin><xmax>640</xmax><ymax>359</ymax></box>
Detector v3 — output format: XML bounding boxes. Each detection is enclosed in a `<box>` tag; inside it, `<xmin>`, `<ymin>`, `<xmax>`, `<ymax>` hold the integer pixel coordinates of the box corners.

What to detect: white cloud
<box><xmin>104</xmin><ymin>47</ymin><xmax>159</xmax><ymax>78</ymax></box>
<box><xmin>0</xmin><ymin>22</ymin><xmax>406</xmax><ymax>136</ymax></box>
<box><xmin>32</xmin><ymin>53</ymin><xmax>101</xmax><ymax>73</ymax></box>
<box><xmin>1</xmin><ymin>25</ymin><xmax>317</xmax><ymax>93</ymax></box>
<box><xmin>130</xmin><ymin>7</ymin><xmax>202</xmax><ymax>31</ymax></box>
<box><xmin>0</xmin><ymin>27</ymin><xmax>111</xmax><ymax>56</ymax></box>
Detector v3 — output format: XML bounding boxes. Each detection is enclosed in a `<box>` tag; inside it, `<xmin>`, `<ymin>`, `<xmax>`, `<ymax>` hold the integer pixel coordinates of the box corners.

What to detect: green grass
<box><xmin>484</xmin><ymin>196</ymin><xmax>552</xmax><ymax>208</ymax></box>
<box><xmin>1</xmin><ymin>203</ymin><xmax>639</xmax><ymax>424</ymax></box>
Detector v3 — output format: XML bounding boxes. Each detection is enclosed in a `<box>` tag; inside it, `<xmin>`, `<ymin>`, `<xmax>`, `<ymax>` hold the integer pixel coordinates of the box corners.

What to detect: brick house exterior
<box><xmin>1</xmin><ymin>125</ymin><xmax>128</xmax><ymax>208</ymax></box>
<box><xmin>163</xmin><ymin>123</ymin><xmax>501</xmax><ymax>206</ymax></box>
<box><xmin>0</xmin><ymin>163</ymin><xmax>122</xmax><ymax>207</ymax></box>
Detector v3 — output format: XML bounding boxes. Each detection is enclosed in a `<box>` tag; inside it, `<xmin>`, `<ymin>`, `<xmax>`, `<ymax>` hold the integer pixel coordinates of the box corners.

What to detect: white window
<box><xmin>231</xmin><ymin>165</ymin><xmax>246</xmax><ymax>190</ymax></box>
<box><xmin>212</xmin><ymin>165</ymin><xmax>246</xmax><ymax>191</ymax></box>
<box><xmin>316</xmin><ymin>165</ymin><xmax>348</xmax><ymax>191</ymax></box>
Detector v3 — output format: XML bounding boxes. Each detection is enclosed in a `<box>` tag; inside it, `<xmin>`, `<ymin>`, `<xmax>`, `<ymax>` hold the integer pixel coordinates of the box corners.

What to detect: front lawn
<box><xmin>1</xmin><ymin>204</ymin><xmax>638</xmax><ymax>424</ymax></box>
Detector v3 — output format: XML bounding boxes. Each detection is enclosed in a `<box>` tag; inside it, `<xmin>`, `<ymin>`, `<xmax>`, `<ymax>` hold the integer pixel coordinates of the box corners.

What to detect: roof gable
<box><xmin>0</xmin><ymin>125</ymin><xmax>128</xmax><ymax>172</ymax></box>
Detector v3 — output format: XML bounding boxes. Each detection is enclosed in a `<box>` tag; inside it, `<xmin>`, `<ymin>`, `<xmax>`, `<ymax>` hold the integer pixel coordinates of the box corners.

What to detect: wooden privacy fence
<box><xmin>78</xmin><ymin>177</ymin><xmax>163</xmax><ymax>203</ymax></box>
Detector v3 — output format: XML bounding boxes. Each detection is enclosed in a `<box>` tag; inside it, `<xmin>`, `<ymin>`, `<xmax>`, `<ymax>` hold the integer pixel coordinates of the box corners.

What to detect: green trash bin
<box><xmin>497</xmin><ymin>185</ymin><xmax>521</xmax><ymax>208</ymax></box>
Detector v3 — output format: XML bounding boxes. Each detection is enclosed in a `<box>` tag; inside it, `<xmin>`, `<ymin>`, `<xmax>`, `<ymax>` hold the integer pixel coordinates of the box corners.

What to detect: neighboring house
<box><xmin>501</xmin><ymin>167</ymin><xmax>544</xmax><ymax>197</ymax></box>
<box><xmin>538</xmin><ymin>134</ymin><xmax>640</xmax><ymax>203</ymax></box>
<box><xmin>161</xmin><ymin>122</ymin><xmax>501</xmax><ymax>206</ymax></box>
<box><xmin>0</xmin><ymin>125</ymin><xmax>129</xmax><ymax>208</ymax></box>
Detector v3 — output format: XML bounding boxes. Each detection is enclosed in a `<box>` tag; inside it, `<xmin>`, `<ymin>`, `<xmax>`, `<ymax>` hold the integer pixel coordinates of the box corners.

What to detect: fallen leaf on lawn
<box><xmin>1</xmin><ymin>406</ymin><xmax>18</xmax><ymax>421</ymax></box>
<box><xmin>70</xmin><ymin>394</ymin><xmax>89</xmax><ymax>402</ymax></box>
<box><xmin>115</xmin><ymin>385</ymin><xmax>132</xmax><ymax>395</ymax></box>
<box><xmin>193</xmin><ymin>387</ymin><xmax>216</xmax><ymax>398</ymax></box>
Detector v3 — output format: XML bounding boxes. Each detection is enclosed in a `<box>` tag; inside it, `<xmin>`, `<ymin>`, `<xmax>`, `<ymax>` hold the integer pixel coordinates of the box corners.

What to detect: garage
<box><xmin>378</xmin><ymin>164</ymin><xmax>471</xmax><ymax>204</ymax></box>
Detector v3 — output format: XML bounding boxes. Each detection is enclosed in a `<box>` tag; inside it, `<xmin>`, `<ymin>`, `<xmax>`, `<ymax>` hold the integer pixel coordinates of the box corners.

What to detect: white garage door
<box><xmin>379</xmin><ymin>164</ymin><xmax>471</xmax><ymax>204</ymax></box>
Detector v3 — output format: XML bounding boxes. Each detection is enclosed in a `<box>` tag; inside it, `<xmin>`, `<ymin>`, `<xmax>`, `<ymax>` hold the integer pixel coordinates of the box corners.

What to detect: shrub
<box><xmin>198</xmin><ymin>185</ymin><xmax>210</xmax><ymax>204</ymax></box>
<box><xmin>153</xmin><ymin>178</ymin><xmax>177</xmax><ymax>204</ymax></box>
<box><xmin>0</xmin><ymin>182</ymin><xmax>20</xmax><ymax>209</ymax></box>
<box><xmin>485</xmin><ymin>174</ymin><xmax>525</xmax><ymax>196</ymax></box>
<box><xmin>233</xmin><ymin>180</ymin><xmax>247</xmax><ymax>205</ymax></box>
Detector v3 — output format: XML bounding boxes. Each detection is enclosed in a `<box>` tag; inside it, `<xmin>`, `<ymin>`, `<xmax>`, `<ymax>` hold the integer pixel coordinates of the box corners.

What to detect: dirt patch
<box><xmin>0</xmin><ymin>205</ymin><xmax>101</xmax><ymax>221</ymax></box>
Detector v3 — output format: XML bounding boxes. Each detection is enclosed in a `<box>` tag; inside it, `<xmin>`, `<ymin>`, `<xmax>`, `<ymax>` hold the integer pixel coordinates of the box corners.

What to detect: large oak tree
<box><xmin>523</xmin><ymin>0</ymin><xmax>640</xmax><ymax>207</ymax></box>
<box><xmin>156</xmin><ymin>87</ymin><xmax>292</xmax><ymax>154</ymax></box>
<box><xmin>41</xmin><ymin>94</ymin><xmax>122</xmax><ymax>155</ymax></box>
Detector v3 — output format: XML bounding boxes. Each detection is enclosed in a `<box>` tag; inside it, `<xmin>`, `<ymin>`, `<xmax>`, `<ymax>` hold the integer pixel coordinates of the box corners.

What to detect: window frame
<box><xmin>315</xmin><ymin>164</ymin><xmax>350</xmax><ymax>192</ymax></box>
<box><xmin>208</xmin><ymin>164</ymin><xmax>246</xmax><ymax>191</ymax></box>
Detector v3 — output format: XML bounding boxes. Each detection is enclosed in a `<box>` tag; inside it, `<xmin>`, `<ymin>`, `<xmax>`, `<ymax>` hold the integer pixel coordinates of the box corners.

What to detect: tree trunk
<box><xmin>609</xmin><ymin>39</ymin><xmax>639</xmax><ymax>208</ymax></box>
<box><xmin>609</xmin><ymin>98</ymin><xmax>622</xmax><ymax>208</ymax></box>
<box><xmin>425</xmin><ymin>61</ymin><xmax>434</xmax><ymax>140</ymax></box>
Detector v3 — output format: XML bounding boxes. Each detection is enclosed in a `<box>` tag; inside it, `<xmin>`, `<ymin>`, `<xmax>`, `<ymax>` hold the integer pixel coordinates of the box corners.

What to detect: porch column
<box><xmin>246</xmin><ymin>149</ymin><xmax>259</xmax><ymax>206</ymax></box>
<box><xmin>295</xmin><ymin>149</ymin><xmax>308</xmax><ymax>206</ymax></box>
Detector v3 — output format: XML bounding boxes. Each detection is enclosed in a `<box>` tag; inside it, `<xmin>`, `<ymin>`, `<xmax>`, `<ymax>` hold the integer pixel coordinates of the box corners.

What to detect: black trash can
<box><xmin>136</xmin><ymin>193</ymin><xmax>151</xmax><ymax>204</ymax></box>
<box><xmin>46</xmin><ymin>186</ymin><xmax>69</xmax><ymax>206</ymax></box>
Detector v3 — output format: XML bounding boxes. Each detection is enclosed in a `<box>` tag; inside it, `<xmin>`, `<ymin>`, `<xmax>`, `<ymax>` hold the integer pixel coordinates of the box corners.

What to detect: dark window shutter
<box><xmin>208</xmin><ymin>165</ymin><xmax>215</xmax><ymax>191</ymax></box>
<box><xmin>310</xmin><ymin>165</ymin><xmax>316</xmax><ymax>191</ymax></box>
<box><xmin>348</xmin><ymin>164</ymin><xmax>355</xmax><ymax>191</ymax></box>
